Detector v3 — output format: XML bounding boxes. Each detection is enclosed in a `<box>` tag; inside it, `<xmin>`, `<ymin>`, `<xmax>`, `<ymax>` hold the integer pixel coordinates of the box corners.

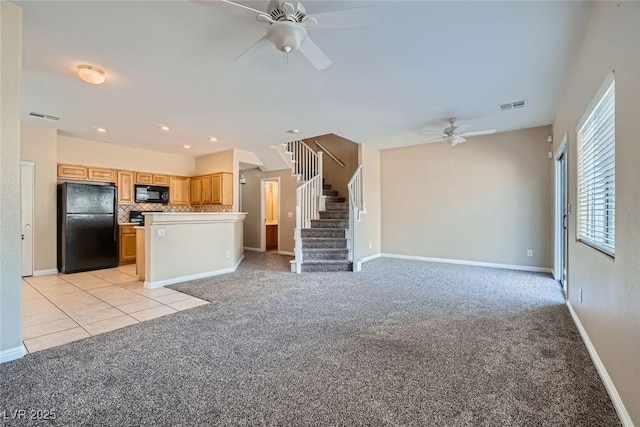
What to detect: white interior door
<box><xmin>21</xmin><ymin>161</ymin><xmax>35</xmax><ymax>277</ymax></box>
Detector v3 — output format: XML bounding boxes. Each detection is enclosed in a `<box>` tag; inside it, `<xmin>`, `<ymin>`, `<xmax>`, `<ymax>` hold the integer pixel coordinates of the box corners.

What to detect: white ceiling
<box><xmin>17</xmin><ymin>0</ymin><xmax>589</xmax><ymax>160</ymax></box>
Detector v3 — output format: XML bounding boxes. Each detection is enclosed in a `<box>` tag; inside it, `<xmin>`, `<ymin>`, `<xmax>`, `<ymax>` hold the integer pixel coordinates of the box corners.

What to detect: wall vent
<box><xmin>29</xmin><ymin>112</ymin><xmax>61</xmax><ymax>121</ymax></box>
<box><xmin>499</xmin><ymin>100</ymin><xmax>527</xmax><ymax>111</ymax></box>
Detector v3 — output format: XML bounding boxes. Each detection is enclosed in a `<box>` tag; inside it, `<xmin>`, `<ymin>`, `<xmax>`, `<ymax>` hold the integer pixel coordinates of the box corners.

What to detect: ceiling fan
<box><xmin>420</xmin><ymin>118</ymin><xmax>496</xmax><ymax>147</ymax></box>
<box><xmin>194</xmin><ymin>0</ymin><xmax>377</xmax><ymax>70</ymax></box>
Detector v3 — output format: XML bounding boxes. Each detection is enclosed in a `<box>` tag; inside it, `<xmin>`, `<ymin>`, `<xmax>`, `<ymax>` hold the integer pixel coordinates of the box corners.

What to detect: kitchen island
<box><xmin>137</xmin><ymin>212</ymin><xmax>247</xmax><ymax>288</ymax></box>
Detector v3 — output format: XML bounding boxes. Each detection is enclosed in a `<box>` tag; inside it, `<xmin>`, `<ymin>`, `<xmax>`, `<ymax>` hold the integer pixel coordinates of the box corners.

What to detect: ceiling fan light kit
<box><xmin>266</xmin><ymin>21</ymin><xmax>307</xmax><ymax>54</ymax></box>
<box><xmin>77</xmin><ymin>65</ymin><xmax>105</xmax><ymax>85</ymax></box>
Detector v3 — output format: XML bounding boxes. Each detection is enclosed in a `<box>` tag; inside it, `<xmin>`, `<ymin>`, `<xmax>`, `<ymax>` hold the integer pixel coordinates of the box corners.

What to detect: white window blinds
<box><xmin>576</xmin><ymin>72</ymin><xmax>615</xmax><ymax>256</ymax></box>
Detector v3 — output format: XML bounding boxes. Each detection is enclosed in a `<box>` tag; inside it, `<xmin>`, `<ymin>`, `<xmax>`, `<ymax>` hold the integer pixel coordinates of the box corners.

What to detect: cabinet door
<box><xmin>58</xmin><ymin>164</ymin><xmax>88</xmax><ymax>180</ymax></box>
<box><xmin>119</xmin><ymin>228</ymin><xmax>137</xmax><ymax>264</ymax></box>
<box><xmin>88</xmin><ymin>167</ymin><xmax>115</xmax><ymax>182</ymax></box>
<box><xmin>190</xmin><ymin>177</ymin><xmax>202</xmax><ymax>205</ymax></box>
<box><xmin>169</xmin><ymin>176</ymin><xmax>190</xmax><ymax>205</ymax></box>
<box><xmin>211</xmin><ymin>173</ymin><xmax>221</xmax><ymax>204</ymax></box>
<box><xmin>117</xmin><ymin>171</ymin><xmax>135</xmax><ymax>204</ymax></box>
<box><xmin>153</xmin><ymin>174</ymin><xmax>169</xmax><ymax>185</ymax></box>
<box><xmin>202</xmin><ymin>175</ymin><xmax>213</xmax><ymax>205</ymax></box>
<box><xmin>135</xmin><ymin>173</ymin><xmax>153</xmax><ymax>185</ymax></box>
<box><xmin>212</xmin><ymin>172</ymin><xmax>233</xmax><ymax>205</ymax></box>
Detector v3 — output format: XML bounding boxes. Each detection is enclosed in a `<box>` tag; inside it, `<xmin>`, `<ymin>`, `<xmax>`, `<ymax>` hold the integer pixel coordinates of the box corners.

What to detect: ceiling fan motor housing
<box><xmin>268</xmin><ymin>0</ymin><xmax>306</xmax><ymax>22</ymax></box>
<box><xmin>267</xmin><ymin>21</ymin><xmax>308</xmax><ymax>53</ymax></box>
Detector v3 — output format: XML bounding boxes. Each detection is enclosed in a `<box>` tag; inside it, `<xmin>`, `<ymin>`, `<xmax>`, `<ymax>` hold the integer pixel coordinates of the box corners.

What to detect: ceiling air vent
<box><xmin>499</xmin><ymin>100</ymin><xmax>527</xmax><ymax>111</ymax></box>
<box><xmin>29</xmin><ymin>112</ymin><xmax>61</xmax><ymax>121</ymax></box>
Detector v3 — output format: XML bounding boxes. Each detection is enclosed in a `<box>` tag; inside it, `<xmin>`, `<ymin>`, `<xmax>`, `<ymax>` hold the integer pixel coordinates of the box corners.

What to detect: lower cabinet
<box><xmin>266</xmin><ymin>224</ymin><xmax>278</xmax><ymax>250</ymax></box>
<box><xmin>119</xmin><ymin>225</ymin><xmax>136</xmax><ymax>265</ymax></box>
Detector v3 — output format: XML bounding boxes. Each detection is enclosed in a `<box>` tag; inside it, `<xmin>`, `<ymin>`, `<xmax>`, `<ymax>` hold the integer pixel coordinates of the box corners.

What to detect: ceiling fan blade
<box><xmin>192</xmin><ymin>0</ymin><xmax>264</xmax><ymax>21</ymax></box>
<box><xmin>235</xmin><ymin>35</ymin><xmax>270</xmax><ymax>62</ymax></box>
<box><xmin>419</xmin><ymin>131</ymin><xmax>445</xmax><ymax>136</ymax></box>
<box><xmin>460</xmin><ymin>129</ymin><xmax>497</xmax><ymax>137</ymax></box>
<box><xmin>298</xmin><ymin>37</ymin><xmax>331</xmax><ymax>70</ymax></box>
<box><xmin>423</xmin><ymin>136</ymin><xmax>444</xmax><ymax>144</ymax></box>
<box><xmin>309</xmin><ymin>6</ymin><xmax>379</xmax><ymax>30</ymax></box>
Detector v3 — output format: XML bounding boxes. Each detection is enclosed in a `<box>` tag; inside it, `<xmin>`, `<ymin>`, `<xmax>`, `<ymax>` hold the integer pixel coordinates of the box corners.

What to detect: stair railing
<box><xmin>347</xmin><ymin>165</ymin><xmax>364</xmax><ymax>272</ymax></box>
<box><xmin>291</xmin><ymin>141</ymin><xmax>323</xmax><ymax>273</ymax></box>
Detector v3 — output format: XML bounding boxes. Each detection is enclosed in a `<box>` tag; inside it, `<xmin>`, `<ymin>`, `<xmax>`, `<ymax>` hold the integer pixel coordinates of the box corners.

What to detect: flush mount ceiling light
<box><xmin>95</xmin><ymin>127</ymin><xmax>107</xmax><ymax>133</ymax></box>
<box><xmin>287</xmin><ymin>129</ymin><xmax>299</xmax><ymax>134</ymax></box>
<box><xmin>208</xmin><ymin>136</ymin><xmax>218</xmax><ymax>142</ymax></box>
<box><xmin>77</xmin><ymin>65</ymin><xmax>106</xmax><ymax>85</ymax></box>
<box><xmin>183</xmin><ymin>145</ymin><xmax>191</xmax><ymax>149</ymax></box>
<box><xmin>159</xmin><ymin>125</ymin><xmax>170</xmax><ymax>131</ymax></box>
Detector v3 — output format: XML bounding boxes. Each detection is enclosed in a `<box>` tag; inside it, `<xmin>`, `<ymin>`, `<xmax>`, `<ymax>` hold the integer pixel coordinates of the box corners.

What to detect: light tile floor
<box><xmin>22</xmin><ymin>264</ymin><xmax>208</xmax><ymax>353</ymax></box>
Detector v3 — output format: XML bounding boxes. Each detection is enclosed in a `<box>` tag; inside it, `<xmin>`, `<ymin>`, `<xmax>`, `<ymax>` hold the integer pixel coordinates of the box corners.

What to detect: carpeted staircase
<box><xmin>300</xmin><ymin>182</ymin><xmax>353</xmax><ymax>272</ymax></box>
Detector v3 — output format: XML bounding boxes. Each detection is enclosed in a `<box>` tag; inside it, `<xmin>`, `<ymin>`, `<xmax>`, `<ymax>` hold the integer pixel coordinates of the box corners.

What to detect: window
<box><xmin>576</xmin><ymin>72</ymin><xmax>615</xmax><ymax>256</ymax></box>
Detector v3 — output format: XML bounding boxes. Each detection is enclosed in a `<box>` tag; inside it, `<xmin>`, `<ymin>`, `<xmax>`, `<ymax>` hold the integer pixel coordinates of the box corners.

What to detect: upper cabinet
<box><xmin>58</xmin><ymin>164</ymin><xmax>88</xmax><ymax>180</ymax></box>
<box><xmin>169</xmin><ymin>176</ymin><xmax>190</xmax><ymax>205</ymax></box>
<box><xmin>212</xmin><ymin>172</ymin><xmax>233</xmax><ymax>205</ymax></box>
<box><xmin>136</xmin><ymin>172</ymin><xmax>169</xmax><ymax>186</ymax></box>
<box><xmin>190</xmin><ymin>176</ymin><xmax>202</xmax><ymax>205</ymax></box>
<box><xmin>117</xmin><ymin>171</ymin><xmax>135</xmax><ymax>204</ymax></box>
<box><xmin>88</xmin><ymin>167</ymin><xmax>115</xmax><ymax>182</ymax></box>
<box><xmin>201</xmin><ymin>175</ymin><xmax>213</xmax><ymax>205</ymax></box>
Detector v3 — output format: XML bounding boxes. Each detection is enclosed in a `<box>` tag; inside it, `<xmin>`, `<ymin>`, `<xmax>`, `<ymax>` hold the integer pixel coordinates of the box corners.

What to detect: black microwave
<box><xmin>134</xmin><ymin>185</ymin><xmax>170</xmax><ymax>204</ymax></box>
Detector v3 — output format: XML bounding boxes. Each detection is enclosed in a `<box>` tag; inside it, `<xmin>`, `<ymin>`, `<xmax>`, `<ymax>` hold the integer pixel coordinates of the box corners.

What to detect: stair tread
<box><xmin>302</xmin><ymin>260</ymin><xmax>352</xmax><ymax>264</ymax></box>
<box><xmin>303</xmin><ymin>248</ymin><xmax>348</xmax><ymax>252</ymax></box>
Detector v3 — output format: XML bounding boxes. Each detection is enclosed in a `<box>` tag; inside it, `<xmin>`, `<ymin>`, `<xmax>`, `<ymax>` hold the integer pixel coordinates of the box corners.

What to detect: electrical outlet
<box><xmin>225</xmin><ymin>251</ymin><xmax>230</xmax><ymax>258</ymax></box>
<box><xmin>527</xmin><ymin>249</ymin><xmax>533</xmax><ymax>257</ymax></box>
<box><xmin>288</xmin><ymin>212</ymin><xmax>293</xmax><ymax>218</ymax></box>
<box><xmin>579</xmin><ymin>288</ymin><xmax>583</xmax><ymax>303</ymax></box>
<box><xmin>156</xmin><ymin>229</ymin><xmax>165</xmax><ymax>237</ymax></box>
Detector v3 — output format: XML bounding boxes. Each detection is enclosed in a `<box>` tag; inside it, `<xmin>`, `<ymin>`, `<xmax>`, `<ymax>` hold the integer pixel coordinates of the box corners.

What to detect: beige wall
<box><xmin>242</xmin><ymin>168</ymin><xmax>297</xmax><ymax>253</ymax></box>
<box><xmin>552</xmin><ymin>2</ymin><xmax>640</xmax><ymax>423</ymax></box>
<box><xmin>357</xmin><ymin>143</ymin><xmax>381</xmax><ymax>260</ymax></box>
<box><xmin>195</xmin><ymin>149</ymin><xmax>233</xmax><ymax>174</ymax></box>
<box><xmin>305</xmin><ymin>134</ymin><xmax>358</xmax><ymax>197</ymax></box>
<box><xmin>0</xmin><ymin>1</ymin><xmax>24</xmax><ymax>357</ymax></box>
<box><xmin>21</xmin><ymin>124</ymin><xmax>57</xmax><ymax>272</ymax></box>
<box><xmin>58</xmin><ymin>135</ymin><xmax>195</xmax><ymax>176</ymax></box>
<box><xmin>381</xmin><ymin>126</ymin><xmax>553</xmax><ymax>269</ymax></box>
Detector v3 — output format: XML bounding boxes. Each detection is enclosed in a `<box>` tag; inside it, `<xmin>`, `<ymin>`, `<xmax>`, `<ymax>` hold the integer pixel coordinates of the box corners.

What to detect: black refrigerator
<box><xmin>57</xmin><ymin>182</ymin><xmax>118</xmax><ymax>273</ymax></box>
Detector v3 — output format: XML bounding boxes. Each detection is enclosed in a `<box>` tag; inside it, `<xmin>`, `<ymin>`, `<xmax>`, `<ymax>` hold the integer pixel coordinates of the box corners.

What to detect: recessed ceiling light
<box><xmin>287</xmin><ymin>129</ymin><xmax>299</xmax><ymax>134</ymax></box>
<box><xmin>77</xmin><ymin>65</ymin><xmax>106</xmax><ymax>85</ymax></box>
<box><xmin>183</xmin><ymin>145</ymin><xmax>191</xmax><ymax>149</ymax></box>
<box><xmin>208</xmin><ymin>136</ymin><xmax>218</xmax><ymax>142</ymax></box>
<box><xmin>159</xmin><ymin>125</ymin><xmax>170</xmax><ymax>131</ymax></box>
<box><xmin>95</xmin><ymin>127</ymin><xmax>107</xmax><ymax>133</ymax></box>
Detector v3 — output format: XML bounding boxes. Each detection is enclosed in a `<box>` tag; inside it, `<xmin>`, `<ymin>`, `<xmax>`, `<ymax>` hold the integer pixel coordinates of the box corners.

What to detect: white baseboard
<box><xmin>278</xmin><ymin>251</ymin><xmax>295</xmax><ymax>256</ymax></box>
<box><xmin>566</xmin><ymin>302</ymin><xmax>633</xmax><ymax>427</ymax></box>
<box><xmin>380</xmin><ymin>253</ymin><xmax>553</xmax><ymax>274</ymax></box>
<box><xmin>360</xmin><ymin>253</ymin><xmax>381</xmax><ymax>263</ymax></box>
<box><xmin>0</xmin><ymin>344</ymin><xmax>27</xmax><ymax>364</ymax></box>
<box><xmin>243</xmin><ymin>247</ymin><xmax>262</xmax><ymax>252</ymax></box>
<box><xmin>144</xmin><ymin>256</ymin><xmax>244</xmax><ymax>289</ymax></box>
<box><xmin>33</xmin><ymin>268</ymin><xmax>58</xmax><ymax>276</ymax></box>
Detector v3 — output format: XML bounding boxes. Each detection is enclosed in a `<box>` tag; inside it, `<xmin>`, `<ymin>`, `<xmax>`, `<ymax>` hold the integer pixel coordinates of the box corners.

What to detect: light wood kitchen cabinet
<box><xmin>190</xmin><ymin>176</ymin><xmax>202</xmax><ymax>205</ymax></box>
<box><xmin>119</xmin><ymin>225</ymin><xmax>136</xmax><ymax>264</ymax></box>
<box><xmin>153</xmin><ymin>174</ymin><xmax>169</xmax><ymax>185</ymax></box>
<box><xmin>57</xmin><ymin>164</ymin><xmax>88</xmax><ymax>180</ymax></box>
<box><xmin>169</xmin><ymin>176</ymin><xmax>190</xmax><ymax>205</ymax></box>
<box><xmin>136</xmin><ymin>173</ymin><xmax>170</xmax><ymax>186</ymax></box>
<box><xmin>212</xmin><ymin>172</ymin><xmax>233</xmax><ymax>205</ymax></box>
<box><xmin>87</xmin><ymin>167</ymin><xmax>115</xmax><ymax>182</ymax></box>
<box><xmin>135</xmin><ymin>172</ymin><xmax>153</xmax><ymax>185</ymax></box>
<box><xmin>117</xmin><ymin>171</ymin><xmax>135</xmax><ymax>204</ymax></box>
<box><xmin>201</xmin><ymin>175</ymin><xmax>213</xmax><ymax>205</ymax></box>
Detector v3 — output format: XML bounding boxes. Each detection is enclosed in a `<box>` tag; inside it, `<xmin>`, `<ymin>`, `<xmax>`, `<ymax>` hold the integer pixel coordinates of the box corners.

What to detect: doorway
<box><xmin>555</xmin><ymin>134</ymin><xmax>568</xmax><ymax>297</ymax></box>
<box><xmin>260</xmin><ymin>178</ymin><xmax>280</xmax><ymax>252</ymax></box>
<box><xmin>21</xmin><ymin>161</ymin><xmax>34</xmax><ymax>277</ymax></box>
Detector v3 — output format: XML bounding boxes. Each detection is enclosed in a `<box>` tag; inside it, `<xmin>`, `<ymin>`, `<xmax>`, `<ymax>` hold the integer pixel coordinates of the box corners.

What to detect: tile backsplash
<box><xmin>117</xmin><ymin>203</ymin><xmax>232</xmax><ymax>223</ymax></box>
